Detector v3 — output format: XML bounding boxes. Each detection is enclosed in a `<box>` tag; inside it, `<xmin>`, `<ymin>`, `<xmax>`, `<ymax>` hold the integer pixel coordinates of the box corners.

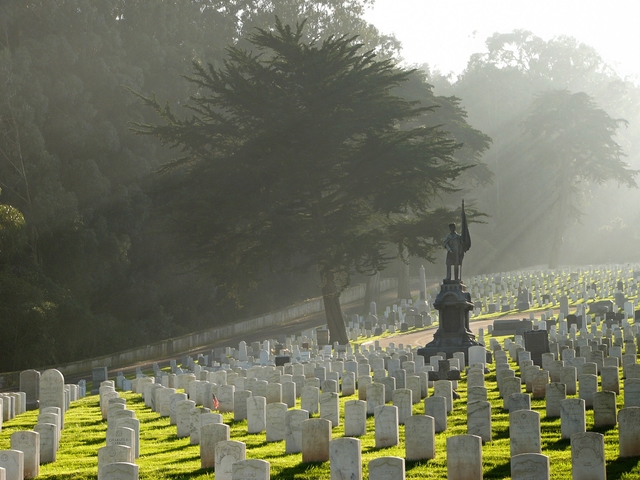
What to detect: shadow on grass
<box><xmin>483</xmin><ymin>458</ymin><xmax>511</xmax><ymax>478</ymax></box>
<box><xmin>491</xmin><ymin>426</ymin><xmax>510</xmax><ymax>441</ymax></box>
<box><xmin>592</xmin><ymin>424</ymin><xmax>618</xmax><ymax>434</ymax></box>
<box><xmin>540</xmin><ymin>415</ymin><xmax>560</xmax><ymax>424</ymax></box>
<box><xmin>277</xmin><ymin>461</ymin><xmax>327</xmax><ymax>475</ymax></box>
<box><xmin>605</xmin><ymin>454</ymin><xmax>640</xmax><ymax>480</ymax></box>
<box><xmin>543</xmin><ymin>436</ymin><xmax>570</xmax><ymax>451</ymax></box>
<box><xmin>405</xmin><ymin>458</ymin><xmax>435</xmax><ymax>470</ymax></box>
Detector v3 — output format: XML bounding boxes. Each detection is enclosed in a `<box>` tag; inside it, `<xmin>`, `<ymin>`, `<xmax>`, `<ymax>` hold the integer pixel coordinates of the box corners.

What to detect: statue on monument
<box><xmin>444</xmin><ymin>201</ymin><xmax>471</xmax><ymax>282</ymax></box>
<box><xmin>417</xmin><ymin>199</ymin><xmax>490</xmax><ymax>364</ymax></box>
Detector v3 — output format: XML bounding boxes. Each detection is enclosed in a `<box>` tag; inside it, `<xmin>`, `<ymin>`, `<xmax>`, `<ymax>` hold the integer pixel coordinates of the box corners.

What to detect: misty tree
<box><xmin>521</xmin><ymin>89</ymin><xmax>637</xmax><ymax>268</ymax></box>
<box><xmin>137</xmin><ymin>20</ymin><xmax>469</xmax><ymax>344</ymax></box>
<box><xmin>443</xmin><ymin>30</ymin><xmax>640</xmax><ymax>271</ymax></box>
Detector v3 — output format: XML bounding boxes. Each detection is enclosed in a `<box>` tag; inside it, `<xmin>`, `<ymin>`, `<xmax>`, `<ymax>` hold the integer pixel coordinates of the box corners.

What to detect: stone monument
<box><xmin>418</xmin><ymin>201</ymin><xmax>490</xmax><ymax>362</ymax></box>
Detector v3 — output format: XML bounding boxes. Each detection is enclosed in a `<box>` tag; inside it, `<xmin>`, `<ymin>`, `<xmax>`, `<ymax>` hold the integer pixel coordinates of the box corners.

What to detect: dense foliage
<box><xmin>136</xmin><ymin>19</ymin><xmax>483</xmax><ymax>343</ymax></box>
<box><xmin>0</xmin><ymin>0</ymin><xmax>402</xmax><ymax>370</ymax></box>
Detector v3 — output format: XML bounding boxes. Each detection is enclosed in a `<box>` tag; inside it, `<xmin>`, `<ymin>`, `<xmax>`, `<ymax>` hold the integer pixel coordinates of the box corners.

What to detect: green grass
<box><xmin>2</xmin><ymin>353</ymin><xmax>640</xmax><ymax>479</ymax></box>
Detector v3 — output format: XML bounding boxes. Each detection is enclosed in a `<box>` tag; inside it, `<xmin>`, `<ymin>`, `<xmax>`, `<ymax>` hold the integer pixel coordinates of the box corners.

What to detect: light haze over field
<box><xmin>364</xmin><ymin>0</ymin><xmax>640</xmax><ymax>81</ymax></box>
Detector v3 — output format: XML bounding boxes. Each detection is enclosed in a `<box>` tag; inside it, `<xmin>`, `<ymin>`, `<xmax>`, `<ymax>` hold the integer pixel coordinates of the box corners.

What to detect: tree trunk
<box><xmin>548</xmin><ymin>174</ymin><xmax>569</xmax><ymax>269</ymax></box>
<box><xmin>397</xmin><ymin>257</ymin><xmax>411</xmax><ymax>301</ymax></box>
<box><xmin>320</xmin><ymin>268</ymin><xmax>349</xmax><ymax>345</ymax></box>
<box><xmin>363</xmin><ymin>272</ymin><xmax>381</xmax><ymax>315</ymax></box>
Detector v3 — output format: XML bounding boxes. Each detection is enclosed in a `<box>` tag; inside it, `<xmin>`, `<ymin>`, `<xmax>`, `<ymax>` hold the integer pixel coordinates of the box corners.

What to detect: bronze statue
<box><xmin>444</xmin><ymin>201</ymin><xmax>471</xmax><ymax>282</ymax></box>
<box><xmin>444</xmin><ymin>223</ymin><xmax>464</xmax><ymax>281</ymax></box>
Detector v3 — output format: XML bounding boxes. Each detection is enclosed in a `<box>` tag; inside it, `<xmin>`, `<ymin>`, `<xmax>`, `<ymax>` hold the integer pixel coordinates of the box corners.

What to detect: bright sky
<box><xmin>363</xmin><ymin>0</ymin><xmax>640</xmax><ymax>81</ymax></box>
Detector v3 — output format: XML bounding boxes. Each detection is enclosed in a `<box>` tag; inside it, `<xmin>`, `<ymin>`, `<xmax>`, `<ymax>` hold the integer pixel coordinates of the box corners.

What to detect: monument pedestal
<box><xmin>417</xmin><ymin>280</ymin><xmax>490</xmax><ymax>362</ymax></box>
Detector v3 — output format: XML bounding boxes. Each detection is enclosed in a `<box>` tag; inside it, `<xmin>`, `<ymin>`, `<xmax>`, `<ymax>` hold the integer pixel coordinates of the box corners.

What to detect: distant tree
<box><xmin>521</xmin><ymin>89</ymin><xmax>637</xmax><ymax>268</ymax></box>
<box><xmin>443</xmin><ymin>30</ymin><xmax>640</xmax><ymax>271</ymax></box>
<box><xmin>137</xmin><ymin>20</ymin><xmax>469</xmax><ymax>344</ymax></box>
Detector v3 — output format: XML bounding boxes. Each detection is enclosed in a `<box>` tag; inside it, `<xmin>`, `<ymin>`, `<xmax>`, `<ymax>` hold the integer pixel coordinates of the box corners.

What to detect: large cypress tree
<box><xmin>137</xmin><ymin>19</ymin><xmax>469</xmax><ymax>344</ymax></box>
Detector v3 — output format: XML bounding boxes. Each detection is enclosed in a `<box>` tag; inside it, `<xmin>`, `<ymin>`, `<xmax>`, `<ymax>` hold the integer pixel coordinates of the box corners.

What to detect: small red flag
<box><xmin>212</xmin><ymin>393</ymin><xmax>220</xmax><ymax>410</ymax></box>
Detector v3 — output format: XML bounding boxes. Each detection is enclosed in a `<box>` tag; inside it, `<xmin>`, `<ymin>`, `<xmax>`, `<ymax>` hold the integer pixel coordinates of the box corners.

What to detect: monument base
<box><xmin>417</xmin><ymin>280</ymin><xmax>491</xmax><ymax>363</ymax></box>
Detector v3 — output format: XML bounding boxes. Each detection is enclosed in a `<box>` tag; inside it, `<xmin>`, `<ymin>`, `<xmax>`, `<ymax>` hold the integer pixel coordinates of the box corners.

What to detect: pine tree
<box><xmin>137</xmin><ymin>19</ymin><xmax>469</xmax><ymax>343</ymax></box>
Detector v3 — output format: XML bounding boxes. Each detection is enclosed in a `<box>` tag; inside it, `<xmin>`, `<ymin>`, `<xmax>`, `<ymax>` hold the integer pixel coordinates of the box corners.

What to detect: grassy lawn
<box><xmin>2</xmin><ymin>344</ymin><xmax>640</xmax><ymax>479</ymax></box>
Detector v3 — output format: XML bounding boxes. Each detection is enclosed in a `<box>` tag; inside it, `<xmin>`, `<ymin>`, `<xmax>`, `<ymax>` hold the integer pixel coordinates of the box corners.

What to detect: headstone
<box><xmin>524</xmin><ymin>330</ymin><xmax>550</xmax><ymax>367</ymax></box>
<box><xmin>433</xmin><ymin>380</ymin><xmax>453</xmax><ymax>413</ymax></box>
<box><xmin>508</xmin><ymin>393</ymin><xmax>531</xmax><ymax>413</ymax></box>
<box><xmin>301</xmin><ymin>386</ymin><xmax>319</xmax><ymax>415</ymax></box>
<box><xmin>579</xmin><ymin>374</ymin><xmax>598</xmax><ymax>408</ymax></box>
<box><xmin>176</xmin><ymin>400</ymin><xmax>196</xmax><ymax>438</ymax></box>
<box><xmin>344</xmin><ymin>400</ymin><xmax>366</xmax><ymax>437</ymax></box>
<box><xmin>97</xmin><ymin>446</ymin><xmax>133</xmax><ymax>479</ymax></box>
<box><xmin>215</xmin><ymin>441</ymin><xmax>246</xmax><ymax>480</ymax></box>
<box><xmin>502</xmin><ymin>377</ymin><xmax>522</xmax><ymax>411</ymax></box>
<box><xmin>403</xmin><ymin>415</ymin><xmax>434</xmax><ymax>461</ymax></box>
<box><xmin>301</xmin><ymin>418</ymin><xmax>331</xmax><ymax>462</ymax></box>
<box><xmin>233</xmin><ymin>391</ymin><xmax>252</xmax><ymax>422</ymax></box>
<box><xmin>467</xmin><ymin>387</ymin><xmax>487</xmax><ymax>404</ymax></box>
<box><xmin>467</xmin><ymin>401</ymin><xmax>492</xmax><ymax>443</ymax></box>
<box><xmin>545</xmin><ymin>383</ymin><xmax>566</xmax><ymax>418</ymax></box>
<box><xmin>601</xmin><ymin>366</ymin><xmax>620</xmax><ymax>394</ymax></box>
<box><xmin>0</xmin><ymin>450</ymin><xmax>23</xmax><ymax>480</ymax></box>
<box><xmin>329</xmin><ymin>437</ymin><xmax>361</xmax><ymax>480</ymax></box>
<box><xmin>619</xmin><ymin>407</ymin><xmax>640</xmax><ymax>457</ymax></box>
<box><xmin>100</xmin><ymin>462</ymin><xmax>138</xmax><ymax>480</ymax></box>
<box><xmin>510</xmin><ymin>410</ymin><xmax>541</xmax><ymax>456</ymax></box>
<box><xmin>446</xmin><ymin>435</ymin><xmax>482</xmax><ymax>480</ymax></box>
<box><xmin>561</xmin><ymin>399</ymin><xmax>586</xmax><ymax>440</ymax></box>
<box><xmin>115</xmin><ymin>418</ymin><xmax>140</xmax><ymax>459</ymax></box>
<box><xmin>284</xmin><ymin>409</ymin><xmax>309</xmax><ymax>454</ymax></box>
<box><xmin>19</xmin><ymin>370</ymin><xmax>40</xmax><ymax>411</ymax></box>
<box><xmin>392</xmin><ymin>389</ymin><xmax>412</xmax><ymax>425</ymax></box>
<box><xmin>247</xmin><ymin>396</ymin><xmax>266</xmax><ymax>434</ymax></box>
<box><xmin>593</xmin><ymin>391</ymin><xmax>617</xmax><ymax>428</ymax></box>
<box><xmin>319</xmin><ymin>392</ymin><xmax>340</xmax><ymax>427</ymax></box>
<box><xmin>424</xmin><ymin>396</ymin><xmax>447</xmax><ymax>432</ymax></box>
<box><xmin>374</xmin><ymin>405</ymin><xmax>399</xmax><ymax>448</ymax></box>
<box><xmin>232</xmin><ymin>459</ymin><xmax>269</xmax><ymax>480</ymax></box>
<box><xmin>369</xmin><ymin>456</ymin><xmax>405</xmax><ymax>480</ymax></box>
<box><xmin>200</xmin><ymin>423</ymin><xmax>230</xmax><ymax>469</ymax></box>
<box><xmin>571</xmin><ymin>432</ymin><xmax>606</xmax><ymax>479</ymax></box>
<box><xmin>39</xmin><ymin>369</ymin><xmax>65</xmax><ymax>428</ymax></box>
<box><xmin>33</xmin><ymin>423</ymin><xmax>56</xmax><ymax>464</ymax></box>
<box><xmin>366</xmin><ymin>383</ymin><xmax>385</xmax><ymax>415</ymax></box>
<box><xmin>92</xmin><ymin>367</ymin><xmax>109</xmax><ymax>395</ymax></box>
<box><xmin>10</xmin><ymin>431</ymin><xmax>39</xmax><ymax>479</ymax></box>
<box><xmin>510</xmin><ymin>453</ymin><xmax>550</xmax><ymax>480</ymax></box>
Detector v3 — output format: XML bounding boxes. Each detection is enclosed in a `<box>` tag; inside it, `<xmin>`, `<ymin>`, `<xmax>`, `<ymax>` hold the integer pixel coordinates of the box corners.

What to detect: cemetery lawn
<box><xmin>3</xmin><ymin>357</ymin><xmax>640</xmax><ymax>479</ymax></box>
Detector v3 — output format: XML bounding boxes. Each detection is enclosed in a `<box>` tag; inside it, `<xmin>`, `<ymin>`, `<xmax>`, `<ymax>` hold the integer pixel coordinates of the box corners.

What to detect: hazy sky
<box><xmin>363</xmin><ymin>0</ymin><xmax>640</xmax><ymax>81</ymax></box>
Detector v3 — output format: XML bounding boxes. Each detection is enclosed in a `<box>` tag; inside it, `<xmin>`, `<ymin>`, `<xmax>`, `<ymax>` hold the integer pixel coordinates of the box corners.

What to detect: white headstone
<box><xmin>301</xmin><ymin>418</ymin><xmax>331</xmax><ymax>462</ymax></box>
<box><xmin>446</xmin><ymin>435</ymin><xmax>482</xmax><ymax>480</ymax></box>
<box><xmin>510</xmin><ymin>453</ymin><xmax>550</xmax><ymax>480</ymax></box>
<box><xmin>200</xmin><ymin>423</ymin><xmax>229</xmax><ymax>469</ymax></box>
<box><xmin>329</xmin><ymin>438</ymin><xmax>361</xmax><ymax>480</ymax></box>
<box><xmin>10</xmin><ymin>431</ymin><xmax>39</xmax><ymax>479</ymax></box>
<box><xmin>374</xmin><ymin>405</ymin><xmax>399</xmax><ymax>448</ymax></box>
<box><xmin>215</xmin><ymin>441</ymin><xmax>246</xmax><ymax>480</ymax></box>
<box><xmin>571</xmin><ymin>432</ymin><xmax>606</xmax><ymax>479</ymax></box>
<box><xmin>510</xmin><ymin>410</ymin><xmax>541</xmax><ymax>456</ymax></box>
<box><xmin>404</xmin><ymin>415</ymin><xmax>435</xmax><ymax>460</ymax></box>
<box><xmin>284</xmin><ymin>409</ymin><xmax>309</xmax><ymax>454</ymax></box>
<box><xmin>232</xmin><ymin>459</ymin><xmax>269</xmax><ymax>480</ymax></box>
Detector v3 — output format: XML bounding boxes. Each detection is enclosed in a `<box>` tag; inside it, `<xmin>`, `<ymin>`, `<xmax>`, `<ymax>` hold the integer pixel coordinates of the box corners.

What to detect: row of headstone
<box><xmin>0</xmin><ymin>369</ymin><xmax>85</xmax><ymax>480</ymax></box>
<box><xmin>486</xmin><ymin>334</ymin><xmax>640</xmax><ymax>479</ymax></box>
<box><xmin>97</xmin><ymin>380</ymin><xmax>139</xmax><ymax>480</ymax></box>
<box><xmin>468</xmin><ymin>264</ymin><xmax>640</xmax><ymax>318</ymax></box>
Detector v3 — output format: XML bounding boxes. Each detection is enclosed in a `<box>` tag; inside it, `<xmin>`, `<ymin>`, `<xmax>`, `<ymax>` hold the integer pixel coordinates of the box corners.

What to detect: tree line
<box><xmin>0</xmin><ymin>1</ymin><xmax>637</xmax><ymax>370</ymax></box>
